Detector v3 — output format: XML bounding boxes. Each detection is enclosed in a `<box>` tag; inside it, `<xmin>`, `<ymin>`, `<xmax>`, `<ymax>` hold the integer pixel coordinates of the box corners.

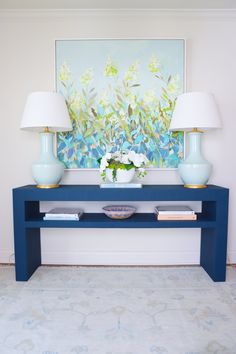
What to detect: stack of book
<box><xmin>154</xmin><ymin>205</ymin><xmax>197</xmax><ymax>220</ymax></box>
<box><xmin>43</xmin><ymin>208</ymin><xmax>83</xmax><ymax>221</ymax></box>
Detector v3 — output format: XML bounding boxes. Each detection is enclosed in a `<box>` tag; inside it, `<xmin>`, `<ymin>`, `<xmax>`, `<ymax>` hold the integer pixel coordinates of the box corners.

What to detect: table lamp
<box><xmin>169</xmin><ymin>92</ymin><xmax>221</xmax><ymax>188</ymax></box>
<box><xmin>21</xmin><ymin>91</ymin><xmax>72</xmax><ymax>188</ymax></box>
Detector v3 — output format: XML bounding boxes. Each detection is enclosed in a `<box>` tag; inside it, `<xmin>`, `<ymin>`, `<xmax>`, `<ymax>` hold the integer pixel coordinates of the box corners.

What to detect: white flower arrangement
<box><xmin>98</xmin><ymin>151</ymin><xmax>149</xmax><ymax>182</ymax></box>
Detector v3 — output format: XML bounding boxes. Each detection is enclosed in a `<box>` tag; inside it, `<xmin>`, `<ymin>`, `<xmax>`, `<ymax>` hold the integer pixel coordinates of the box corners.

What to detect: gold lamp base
<box><xmin>37</xmin><ymin>184</ymin><xmax>60</xmax><ymax>189</ymax></box>
<box><xmin>184</xmin><ymin>184</ymin><xmax>207</xmax><ymax>189</ymax></box>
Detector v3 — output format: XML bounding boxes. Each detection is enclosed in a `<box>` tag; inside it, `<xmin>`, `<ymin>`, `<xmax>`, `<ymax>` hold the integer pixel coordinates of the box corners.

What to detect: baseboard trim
<box><xmin>1</xmin><ymin>9</ymin><xmax>236</xmax><ymax>19</ymax></box>
<box><xmin>41</xmin><ymin>250</ymin><xmax>201</xmax><ymax>265</ymax></box>
<box><xmin>0</xmin><ymin>263</ymin><xmax>200</xmax><ymax>267</ymax></box>
<box><xmin>0</xmin><ymin>251</ymin><xmax>14</xmax><ymax>264</ymax></box>
<box><xmin>1</xmin><ymin>250</ymin><xmax>236</xmax><ymax>265</ymax></box>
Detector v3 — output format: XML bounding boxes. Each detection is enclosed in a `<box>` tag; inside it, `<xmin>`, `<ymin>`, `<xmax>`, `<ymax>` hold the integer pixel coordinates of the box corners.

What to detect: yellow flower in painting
<box><xmin>80</xmin><ymin>68</ymin><xmax>94</xmax><ymax>86</ymax></box>
<box><xmin>143</xmin><ymin>89</ymin><xmax>158</xmax><ymax>105</ymax></box>
<box><xmin>148</xmin><ymin>55</ymin><xmax>161</xmax><ymax>73</ymax></box>
<box><xmin>119</xmin><ymin>108</ymin><xmax>126</xmax><ymax>118</ymax></box>
<box><xmin>167</xmin><ymin>75</ymin><xmax>180</xmax><ymax>94</ymax></box>
<box><xmin>124</xmin><ymin>61</ymin><xmax>139</xmax><ymax>82</ymax></box>
<box><xmin>70</xmin><ymin>91</ymin><xmax>86</xmax><ymax>110</ymax></box>
<box><xmin>98</xmin><ymin>90</ymin><xmax>110</xmax><ymax>108</ymax></box>
<box><xmin>126</xmin><ymin>92</ymin><xmax>137</xmax><ymax>110</ymax></box>
<box><xmin>103</xmin><ymin>57</ymin><xmax>118</xmax><ymax>78</ymax></box>
<box><xmin>58</xmin><ymin>62</ymin><xmax>71</xmax><ymax>82</ymax></box>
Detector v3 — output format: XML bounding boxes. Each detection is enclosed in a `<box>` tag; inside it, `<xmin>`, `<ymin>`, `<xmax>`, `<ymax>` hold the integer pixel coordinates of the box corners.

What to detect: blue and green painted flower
<box><xmin>56</xmin><ymin>40</ymin><xmax>184</xmax><ymax>169</ymax></box>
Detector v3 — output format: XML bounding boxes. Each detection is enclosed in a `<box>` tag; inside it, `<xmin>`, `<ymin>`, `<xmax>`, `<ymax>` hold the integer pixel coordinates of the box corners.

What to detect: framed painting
<box><xmin>55</xmin><ymin>39</ymin><xmax>185</xmax><ymax>169</ymax></box>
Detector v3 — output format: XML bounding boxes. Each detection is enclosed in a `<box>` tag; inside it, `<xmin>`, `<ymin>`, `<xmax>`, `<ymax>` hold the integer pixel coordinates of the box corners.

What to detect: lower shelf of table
<box><xmin>25</xmin><ymin>213</ymin><xmax>216</xmax><ymax>228</ymax></box>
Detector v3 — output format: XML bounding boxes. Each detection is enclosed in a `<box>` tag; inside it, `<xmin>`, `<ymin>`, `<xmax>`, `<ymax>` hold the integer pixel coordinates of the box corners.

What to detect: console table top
<box><xmin>14</xmin><ymin>184</ymin><xmax>228</xmax><ymax>191</ymax></box>
<box><xmin>13</xmin><ymin>184</ymin><xmax>229</xmax><ymax>202</ymax></box>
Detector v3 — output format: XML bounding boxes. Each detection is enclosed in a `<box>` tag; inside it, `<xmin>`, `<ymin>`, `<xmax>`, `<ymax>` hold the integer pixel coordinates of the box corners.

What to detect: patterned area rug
<box><xmin>0</xmin><ymin>266</ymin><xmax>236</xmax><ymax>354</ymax></box>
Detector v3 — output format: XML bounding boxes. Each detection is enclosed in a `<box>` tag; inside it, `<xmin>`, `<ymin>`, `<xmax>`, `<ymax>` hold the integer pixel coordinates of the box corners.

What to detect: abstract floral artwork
<box><xmin>55</xmin><ymin>39</ymin><xmax>185</xmax><ymax>169</ymax></box>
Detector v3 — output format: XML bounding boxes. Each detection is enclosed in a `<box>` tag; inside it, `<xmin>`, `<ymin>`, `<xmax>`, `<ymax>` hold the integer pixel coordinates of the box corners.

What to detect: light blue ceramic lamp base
<box><xmin>32</xmin><ymin>132</ymin><xmax>64</xmax><ymax>188</ymax></box>
<box><xmin>179</xmin><ymin>131</ymin><xmax>212</xmax><ymax>188</ymax></box>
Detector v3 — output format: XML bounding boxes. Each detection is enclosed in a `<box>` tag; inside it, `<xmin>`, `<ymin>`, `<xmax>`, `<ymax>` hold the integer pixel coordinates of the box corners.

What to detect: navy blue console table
<box><xmin>12</xmin><ymin>184</ymin><xmax>229</xmax><ymax>282</ymax></box>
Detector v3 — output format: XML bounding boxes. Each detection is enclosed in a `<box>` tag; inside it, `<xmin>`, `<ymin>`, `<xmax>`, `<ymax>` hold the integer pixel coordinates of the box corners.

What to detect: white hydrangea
<box><xmin>127</xmin><ymin>151</ymin><xmax>147</xmax><ymax>167</ymax></box>
<box><xmin>98</xmin><ymin>150</ymin><xmax>149</xmax><ymax>178</ymax></box>
<box><xmin>105</xmin><ymin>152</ymin><xmax>111</xmax><ymax>160</ymax></box>
<box><xmin>120</xmin><ymin>154</ymin><xmax>130</xmax><ymax>164</ymax></box>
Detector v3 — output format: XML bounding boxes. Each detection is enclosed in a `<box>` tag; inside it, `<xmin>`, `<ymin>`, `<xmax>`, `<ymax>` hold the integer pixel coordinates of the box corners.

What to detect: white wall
<box><xmin>0</xmin><ymin>9</ymin><xmax>235</xmax><ymax>265</ymax></box>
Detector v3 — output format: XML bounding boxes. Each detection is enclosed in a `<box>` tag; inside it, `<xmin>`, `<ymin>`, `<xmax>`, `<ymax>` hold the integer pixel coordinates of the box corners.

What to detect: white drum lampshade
<box><xmin>169</xmin><ymin>92</ymin><xmax>221</xmax><ymax>188</ymax></box>
<box><xmin>21</xmin><ymin>91</ymin><xmax>72</xmax><ymax>188</ymax></box>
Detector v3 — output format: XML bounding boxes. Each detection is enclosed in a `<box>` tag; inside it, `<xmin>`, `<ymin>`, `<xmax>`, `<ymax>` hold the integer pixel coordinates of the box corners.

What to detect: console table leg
<box><xmin>200</xmin><ymin>227</ymin><xmax>227</xmax><ymax>282</ymax></box>
<box><xmin>13</xmin><ymin>196</ymin><xmax>42</xmax><ymax>281</ymax></box>
<box><xmin>200</xmin><ymin>194</ymin><xmax>229</xmax><ymax>282</ymax></box>
<box><xmin>14</xmin><ymin>228</ymin><xmax>41</xmax><ymax>281</ymax></box>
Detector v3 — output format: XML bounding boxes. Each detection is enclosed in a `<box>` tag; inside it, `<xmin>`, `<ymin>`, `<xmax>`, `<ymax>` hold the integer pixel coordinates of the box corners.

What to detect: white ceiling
<box><xmin>0</xmin><ymin>0</ymin><xmax>236</xmax><ymax>9</ymax></box>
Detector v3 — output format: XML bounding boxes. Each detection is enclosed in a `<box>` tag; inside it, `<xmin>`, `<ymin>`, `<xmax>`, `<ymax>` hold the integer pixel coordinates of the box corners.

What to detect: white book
<box><xmin>154</xmin><ymin>205</ymin><xmax>195</xmax><ymax>215</ymax></box>
<box><xmin>100</xmin><ymin>183</ymin><xmax>142</xmax><ymax>188</ymax></box>
<box><xmin>45</xmin><ymin>207</ymin><xmax>83</xmax><ymax>218</ymax></box>
<box><xmin>43</xmin><ymin>215</ymin><xmax>81</xmax><ymax>221</ymax></box>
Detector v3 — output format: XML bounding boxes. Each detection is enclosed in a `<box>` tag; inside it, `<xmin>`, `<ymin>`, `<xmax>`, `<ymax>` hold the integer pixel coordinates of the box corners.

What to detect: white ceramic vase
<box><xmin>106</xmin><ymin>168</ymin><xmax>135</xmax><ymax>183</ymax></box>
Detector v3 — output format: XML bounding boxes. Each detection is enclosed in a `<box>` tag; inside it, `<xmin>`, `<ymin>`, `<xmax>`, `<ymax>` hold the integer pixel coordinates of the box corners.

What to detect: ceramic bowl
<box><xmin>103</xmin><ymin>205</ymin><xmax>136</xmax><ymax>219</ymax></box>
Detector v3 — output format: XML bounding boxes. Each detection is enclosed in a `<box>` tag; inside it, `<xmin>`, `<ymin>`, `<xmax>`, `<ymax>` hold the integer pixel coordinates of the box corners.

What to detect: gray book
<box><xmin>154</xmin><ymin>205</ymin><xmax>195</xmax><ymax>215</ymax></box>
<box><xmin>45</xmin><ymin>207</ymin><xmax>83</xmax><ymax>219</ymax></box>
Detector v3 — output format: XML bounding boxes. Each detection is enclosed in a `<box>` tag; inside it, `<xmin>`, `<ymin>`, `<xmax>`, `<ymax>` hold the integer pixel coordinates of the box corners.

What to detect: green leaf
<box><xmin>107</xmin><ymin>161</ymin><xmax>135</xmax><ymax>170</ymax></box>
<box><xmin>128</xmin><ymin>104</ymin><xmax>133</xmax><ymax>117</ymax></box>
<box><xmin>91</xmin><ymin>107</ymin><xmax>97</xmax><ymax>117</ymax></box>
<box><xmin>116</xmin><ymin>94</ymin><xmax>123</xmax><ymax>102</ymax></box>
<box><xmin>84</xmin><ymin>127</ymin><xmax>94</xmax><ymax>138</ymax></box>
